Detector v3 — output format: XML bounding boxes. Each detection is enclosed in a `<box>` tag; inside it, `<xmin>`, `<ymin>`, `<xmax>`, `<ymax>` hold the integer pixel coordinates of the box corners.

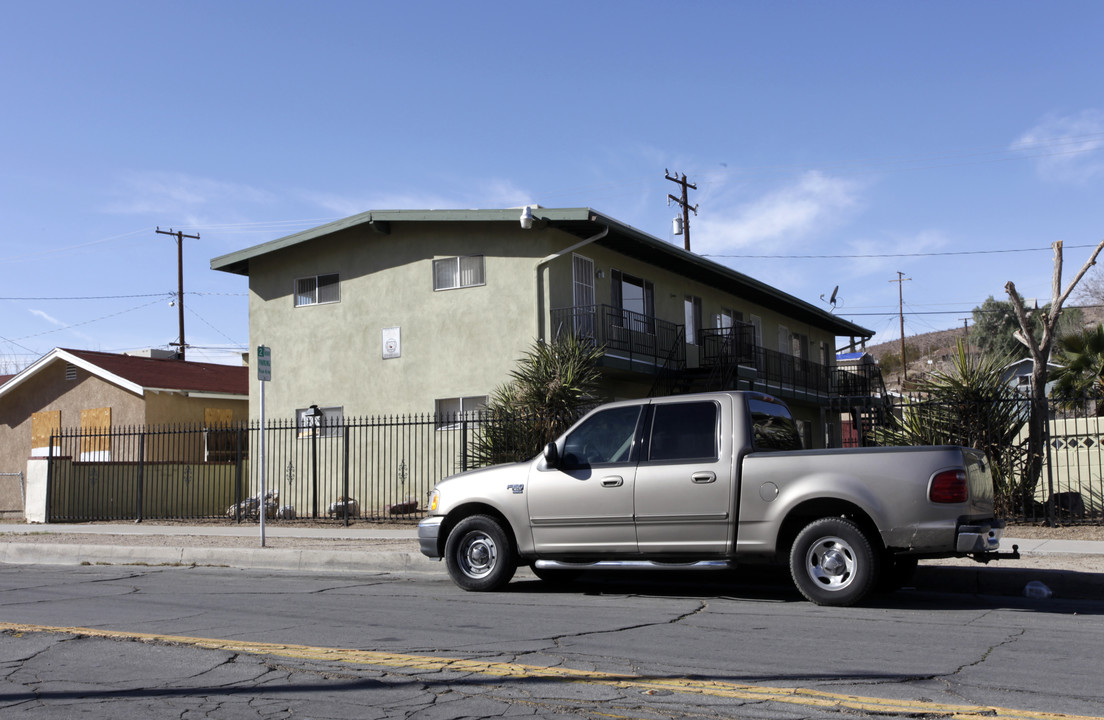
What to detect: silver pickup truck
<box><xmin>418</xmin><ymin>391</ymin><xmax>1013</xmax><ymax>606</ymax></box>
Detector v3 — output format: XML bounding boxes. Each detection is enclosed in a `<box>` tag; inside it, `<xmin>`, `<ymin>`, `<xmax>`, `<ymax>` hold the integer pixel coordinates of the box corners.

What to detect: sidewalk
<box><xmin>2</xmin><ymin>523</ymin><xmax>1103</xmax><ymax>601</ymax></box>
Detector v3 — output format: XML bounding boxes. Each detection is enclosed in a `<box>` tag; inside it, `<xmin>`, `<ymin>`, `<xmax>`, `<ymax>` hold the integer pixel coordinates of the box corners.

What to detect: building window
<box><xmin>684</xmin><ymin>295</ymin><xmax>703</xmax><ymax>345</ymax></box>
<box><xmin>435</xmin><ymin>396</ymin><xmax>488</xmax><ymax>429</ymax></box>
<box><xmin>610</xmin><ymin>269</ymin><xmax>655</xmax><ymax>333</ymax></box>
<box><xmin>434</xmin><ymin>256</ymin><xmax>485</xmax><ymax>291</ymax></box>
<box><xmin>749</xmin><ymin>315</ymin><xmax>763</xmax><ymax>346</ymax></box>
<box><xmin>296</xmin><ymin>405</ymin><xmax>344</xmax><ymax>439</ymax></box>
<box><xmin>294</xmin><ymin>274</ymin><xmax>340</xmax><ymax>307</ymax></box>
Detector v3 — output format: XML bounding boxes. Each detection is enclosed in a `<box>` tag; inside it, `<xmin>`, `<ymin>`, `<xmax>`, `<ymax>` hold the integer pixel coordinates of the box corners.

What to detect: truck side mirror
<box><xmin>543</xmin><ymin>442</ymin><xmax>560</xmax><ymax>469</ymax></box>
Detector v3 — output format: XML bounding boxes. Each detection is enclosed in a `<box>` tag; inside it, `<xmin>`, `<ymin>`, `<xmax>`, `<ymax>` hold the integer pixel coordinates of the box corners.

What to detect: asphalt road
<box><xmin>1</xmin><ymin>563</ymin><xmax>1102</xmax><ymax>719</ymax></box>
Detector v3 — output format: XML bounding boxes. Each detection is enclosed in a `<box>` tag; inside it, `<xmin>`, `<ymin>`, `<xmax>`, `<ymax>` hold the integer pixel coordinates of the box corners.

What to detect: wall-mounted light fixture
<box><xmin>520</xmin><ymin>206</ymin><xmax>535</xmax><ymax>230</ymax></box>
<box><xmin>595</xmin><ymin>269</ymin><xmax>606</xmax><ymax>279</ymax></box>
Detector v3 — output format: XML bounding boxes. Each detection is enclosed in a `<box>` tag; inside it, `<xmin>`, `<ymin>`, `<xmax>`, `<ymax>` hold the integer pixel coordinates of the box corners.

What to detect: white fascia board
<box><xmin>0</xmin><ymin>348</ymin><xmax>145</xmax><ymax>400</ymax></box>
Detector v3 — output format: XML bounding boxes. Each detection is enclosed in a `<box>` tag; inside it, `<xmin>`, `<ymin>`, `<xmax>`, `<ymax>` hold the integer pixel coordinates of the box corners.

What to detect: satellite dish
<box><xmin>820</xmin><ymin>285</ymin><xmax>840</xmax><ymax>310</ymax></box>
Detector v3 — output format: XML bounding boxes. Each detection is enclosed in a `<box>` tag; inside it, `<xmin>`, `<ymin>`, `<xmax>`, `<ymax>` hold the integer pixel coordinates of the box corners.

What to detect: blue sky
<box><xmin>3</xmin><ymin>1</ymin><xmax>1104</xmax><ymax>370</ymax></box>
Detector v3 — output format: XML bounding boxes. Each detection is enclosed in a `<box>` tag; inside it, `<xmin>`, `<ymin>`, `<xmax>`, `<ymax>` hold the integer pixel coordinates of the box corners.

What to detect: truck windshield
<box><xmin>748</xmin><ymin>397</ymin><xmax>803</xmax><ymax>451</ymax></box>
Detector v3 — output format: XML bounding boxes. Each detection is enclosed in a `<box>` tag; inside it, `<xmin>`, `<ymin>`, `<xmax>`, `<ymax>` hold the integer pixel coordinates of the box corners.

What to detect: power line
<box><xmin>6</xmin><ymin>298</ymin><xmax>166</xmax><ymax>342</ymax></box>
<box><xmin>0</xmin><ymin>293</ymin><xmax>170</xmax><ymax>301</ymax></box>
<box><xmin>0</xmin><ymin>291</ymin><xmax>246</xmax><ymax>301</ymax></box>
<box><xmin>703</xmin><ymin>243</ymin><xmax>1101</xmax><ymax>260</ymax></box>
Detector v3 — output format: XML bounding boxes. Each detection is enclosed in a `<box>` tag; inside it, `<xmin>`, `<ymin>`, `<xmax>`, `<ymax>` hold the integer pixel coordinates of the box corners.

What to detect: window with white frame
<box><xmin>294</xmin><ymin>273</ymin><xmax>340</xmax><ymax>307</ymax></box>
<box><xmin>435</xmin><ymin>396</ymin><xmax>488</xmax><ymax>429</ymax></box>
<box><xmin>433</xmin><ymin>255</ymin><xmax>485</xmax><ymax>291</ymax></box>
<box><xmin>684</xmin><ymin>295</ymin><xmax>703</xmax><ymax>345</ymax></box>
<box><xmin>296</xmin><ymin>405</ymin><xmax>344</xmax><ymax>439</ymax></box>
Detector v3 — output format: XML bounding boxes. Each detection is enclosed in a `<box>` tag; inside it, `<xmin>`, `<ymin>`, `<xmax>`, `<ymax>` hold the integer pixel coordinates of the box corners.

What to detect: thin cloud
<box><xmin>693</xmin><ymin>171</ymin><xmax>862</xmax><ymax>255</ymax></box>
<box><xmin>29</xmin><ymin>309</ymin><xmax>64</xmax><ymax>326</ymax></box>
<box><xmin>104</xmin><ymin>171</ymin><xmax>276</xmax><ymax>216</ymax></box>
<box><xmin>1011</xmin><ymin>110</ymin><xmax>1104</xmax><ymax>183</ymax></box>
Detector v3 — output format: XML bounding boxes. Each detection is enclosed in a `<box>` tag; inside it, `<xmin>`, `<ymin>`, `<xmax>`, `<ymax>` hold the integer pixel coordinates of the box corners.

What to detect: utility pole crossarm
<box><xmin>664</xmin><ymin>170</ymin><xmax>698</xmax><ymax>252</ymax></box>
<box><xmin>155</xmin><ymin>226</ymin><xmax>200</xmax><ymax>362</ymax></box>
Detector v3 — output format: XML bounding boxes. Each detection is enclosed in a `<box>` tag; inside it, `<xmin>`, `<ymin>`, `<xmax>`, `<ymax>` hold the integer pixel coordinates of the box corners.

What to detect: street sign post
<box><xmin>257</xmin><ymin>346</ymin><xmax>271</xmax><ymax>546</ymax></box>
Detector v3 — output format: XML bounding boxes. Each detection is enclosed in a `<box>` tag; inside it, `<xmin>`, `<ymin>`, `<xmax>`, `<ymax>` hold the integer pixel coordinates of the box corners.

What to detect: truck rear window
<box><xmin>748</xmin><ymin>397</ymin><xmax>803</xmax><ymax>451</ymax></box>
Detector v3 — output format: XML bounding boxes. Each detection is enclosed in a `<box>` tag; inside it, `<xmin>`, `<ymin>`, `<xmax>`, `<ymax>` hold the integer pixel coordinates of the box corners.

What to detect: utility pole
<box><xmin>891</xmin><ymin>271</ymin><xmax>911</xmax><ymax>381</ymax></box>
<box><xmin>156</xmin><ymin>227</ymin><xmax>200</xmax><ymax>361</ymax></box>
<box><xmin>665</xmin><ymin>169</ymin><xmax>698</xmax><ymax>252</ymax></box>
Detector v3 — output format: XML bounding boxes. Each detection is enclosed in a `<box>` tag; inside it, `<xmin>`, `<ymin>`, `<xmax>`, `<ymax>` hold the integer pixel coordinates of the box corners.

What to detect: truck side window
<box><xmin>748</xmin><ymin>397</ymin><xmax>803</xmax><ymax>451</ymax></box>
<box><xmin>562</xmin><ymin>406</ymin><xmax>642</xmax><ymax>467</ymax></box>
<box><xmin>647</xmin><ymin>401</ymin><xmax>718</xmax><ymax>461</ymax></box>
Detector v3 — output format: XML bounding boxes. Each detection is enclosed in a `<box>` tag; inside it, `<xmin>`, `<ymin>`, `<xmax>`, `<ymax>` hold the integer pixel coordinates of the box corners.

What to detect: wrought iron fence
<box><xmin>45</xmin><ymin>413</ymin><xmax>535</xmax><ymax>524</ymax></box>
<box><xmin>44</xmin><ymin>402</ymin><xmax>1104</xmax><ymax>525</ymax></box>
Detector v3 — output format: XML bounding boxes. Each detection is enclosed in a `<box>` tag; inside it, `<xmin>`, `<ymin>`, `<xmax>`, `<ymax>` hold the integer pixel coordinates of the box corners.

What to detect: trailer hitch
<box><xmin>971</xmin><ymin>544</ymin><xmax>1020</xmax><ymax>564</ymax></box>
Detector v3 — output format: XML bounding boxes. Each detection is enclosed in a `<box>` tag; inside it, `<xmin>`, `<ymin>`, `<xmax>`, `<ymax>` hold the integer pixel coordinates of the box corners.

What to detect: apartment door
<box><xmin>572</xmin><ymin>254</ymin><xmax>596</xmax><ymax>337</ymax></box>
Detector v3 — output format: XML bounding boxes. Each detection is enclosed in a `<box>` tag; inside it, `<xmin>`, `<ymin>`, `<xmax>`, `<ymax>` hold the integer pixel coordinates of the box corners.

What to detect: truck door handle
<box><xmin>600</xmin><ymin>476</ymin><xmax>624</xmax><ymax>487</ymax></box>
<box><xmin>692</xmin><ymin>472</ymin><xmax>717</xmax><ymax>484</ymax></box>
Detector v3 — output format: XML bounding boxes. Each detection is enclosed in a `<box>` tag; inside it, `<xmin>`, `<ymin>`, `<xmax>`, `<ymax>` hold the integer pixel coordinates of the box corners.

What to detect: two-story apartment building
<box><xmin>211</xmin><ymin>207</ymin><xmax>877</xmax><ymax>448</ymax></box>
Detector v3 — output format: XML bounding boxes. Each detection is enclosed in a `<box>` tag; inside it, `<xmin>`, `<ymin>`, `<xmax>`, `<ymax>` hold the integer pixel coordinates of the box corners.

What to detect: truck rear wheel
<box><xmin>790</xmin><ymin>517</ymin><xmax>880</xmax><ymax>606</ymax></box>
<box><xmin>444</xmin><ymin>515</ymin><xmax>516</xmax><ymax>591</ymax></box>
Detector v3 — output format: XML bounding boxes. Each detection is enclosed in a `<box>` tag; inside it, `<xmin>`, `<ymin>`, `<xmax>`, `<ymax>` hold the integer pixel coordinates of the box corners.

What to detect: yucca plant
<box><xmin>471</xmin><ymin>333</ymin><xmax>606</xmax><ymax>467</ymax></box>
<box><xmin>873</xmin><ymin>342</ymin><xmax>1030</xmax><ymax>516</ymax></box>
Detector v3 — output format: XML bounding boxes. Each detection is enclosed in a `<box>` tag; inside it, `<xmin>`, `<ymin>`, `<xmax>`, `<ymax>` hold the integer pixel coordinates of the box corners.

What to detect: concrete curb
<box><xmin>0</xmin><ymin>544</ymin><xmax>437</xmax><ymax>575</ymax></box>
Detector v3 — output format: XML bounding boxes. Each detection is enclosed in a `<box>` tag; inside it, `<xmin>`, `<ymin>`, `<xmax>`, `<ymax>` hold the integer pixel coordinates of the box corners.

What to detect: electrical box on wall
<box><xmin>382</xmin><ymin>327</ymin><xmax>401</xmax><ymax>359</ymax></box>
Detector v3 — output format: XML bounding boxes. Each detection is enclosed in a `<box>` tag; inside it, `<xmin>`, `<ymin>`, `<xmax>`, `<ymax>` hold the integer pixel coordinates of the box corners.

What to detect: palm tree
<box><xmin>472</xmin><ymin>334</ymin><xmax>606</xmax><ymax>466</ymax></box>
<box><xmin>1050</xmin><ymin>324</ymin><xmax>1104</xmax><ymax>416</ymax></box>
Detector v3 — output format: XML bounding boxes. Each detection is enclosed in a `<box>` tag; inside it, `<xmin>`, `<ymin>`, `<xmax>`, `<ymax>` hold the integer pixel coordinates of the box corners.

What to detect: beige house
<box><xmin>211</xmin><ymin>207</ymin><xmax>877</xmax><ymax>447</ymax></box>
<box><xmin>0</xmin><ymin>348</ymin><xmax>248</xmax><ymax>519</ymax></box>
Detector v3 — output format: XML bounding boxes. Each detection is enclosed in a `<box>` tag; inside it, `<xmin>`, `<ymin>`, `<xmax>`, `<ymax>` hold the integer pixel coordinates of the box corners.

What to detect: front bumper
<box><xmin>956</xmin><ymin>519</ymin><xmax>1005</xmax><ymax>553</ymax></box>
<box><xmin>418</xmin><ymin>516</ymin><xmax>444</xmax><ymax>558</ymax></box>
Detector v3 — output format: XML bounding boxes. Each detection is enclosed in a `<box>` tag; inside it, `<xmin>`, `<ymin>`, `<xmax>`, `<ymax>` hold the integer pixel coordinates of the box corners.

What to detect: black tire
<box><xmin>444</xmin><ymin>515</ymin><xmax>517</xmax><ymax>591</ymax></box>
<box><xmin>789</xmin><ymin>517</ymin><xmax>880</xmax><ymax>606</ymax></box>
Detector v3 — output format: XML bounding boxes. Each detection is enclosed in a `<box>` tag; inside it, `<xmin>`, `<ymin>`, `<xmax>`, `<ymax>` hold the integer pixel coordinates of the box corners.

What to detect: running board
<box><xmin>533</xmin><ymin>559</ymin><xmax>731</xmax><ymax>572</ymax></box>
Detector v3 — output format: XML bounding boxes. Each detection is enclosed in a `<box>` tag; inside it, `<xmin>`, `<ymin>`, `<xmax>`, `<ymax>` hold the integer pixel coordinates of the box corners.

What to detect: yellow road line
<box><xmin>1</xmin><ymin>622</ymin><xmax>1098</xmax><ymax>720</ymax></box>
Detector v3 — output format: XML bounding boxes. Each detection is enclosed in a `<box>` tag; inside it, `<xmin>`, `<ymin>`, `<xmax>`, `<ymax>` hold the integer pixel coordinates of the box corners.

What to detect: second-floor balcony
<box><xmin>551</xmin><ymin>306</ymin><xmax>883</xmax><ymax>402</ymax></box>
<box><xmin>550</xmin><ymin>304</ymin><xmax>684</xmax><ymax>372</ymax></box>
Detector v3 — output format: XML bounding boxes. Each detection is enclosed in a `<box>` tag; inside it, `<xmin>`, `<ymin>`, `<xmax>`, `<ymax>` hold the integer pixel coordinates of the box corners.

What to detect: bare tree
<box><xmin>1005</xmin><ymin>239</ymin><xmax>1104</xmax><ymax>513</ymax></box>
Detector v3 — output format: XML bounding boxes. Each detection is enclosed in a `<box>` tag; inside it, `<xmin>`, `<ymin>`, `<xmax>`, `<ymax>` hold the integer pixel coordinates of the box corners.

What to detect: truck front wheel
<box><xmin>444</xmin><ymin>515</ymin><xmax>517</xmax><ymax>591</ymax></box>
<box><xmin>789</xmin><ymin>517</ymin><xmax>880</xmax><ymax>606</ymax></box>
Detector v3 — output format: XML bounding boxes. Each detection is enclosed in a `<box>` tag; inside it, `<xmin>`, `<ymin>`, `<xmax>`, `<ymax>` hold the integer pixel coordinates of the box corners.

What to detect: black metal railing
<box><xmin>551</xmin><ymin>304</ymin><xmax>683</xmax><ymax>372</ymax></box>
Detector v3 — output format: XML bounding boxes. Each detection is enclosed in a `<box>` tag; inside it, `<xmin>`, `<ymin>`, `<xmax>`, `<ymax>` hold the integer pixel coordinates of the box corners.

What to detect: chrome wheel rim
<box><xmin>804</xmin><ymin>535</ymin><xmax>856</xmax><ymax>592</ymax></box>
<box><xmin>458</xmin><ymin>531</ymin><xmax>497</xmax><ymax>579</ymax></box>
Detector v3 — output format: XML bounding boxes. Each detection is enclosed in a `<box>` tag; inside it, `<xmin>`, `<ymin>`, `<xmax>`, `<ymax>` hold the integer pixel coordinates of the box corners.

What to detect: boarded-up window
<box><xmin>204</xmin><ymin>408</ymin><xmax>240</xmax><ymax>462</ymax></box>
<box><xmin>31</xmin><ymin>411</ymin><xmax>61</xmax><ymax>457</ymax></box>
<box><xmin>80</xmin><ymin>407</ymin><xmax>111</xmax><ymax>461</ymax></box>
<box><xmin>204</xmin><ymin>408</ymin><xmax>233</xmax><ymax>427</ymax></box>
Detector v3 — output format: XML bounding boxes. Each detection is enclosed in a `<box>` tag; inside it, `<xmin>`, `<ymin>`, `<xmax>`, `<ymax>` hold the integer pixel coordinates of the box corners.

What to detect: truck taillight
<box><xmin>930</xmin><ymin>470</ymin><xmax>968</xmax><ymax>503</ymax></box>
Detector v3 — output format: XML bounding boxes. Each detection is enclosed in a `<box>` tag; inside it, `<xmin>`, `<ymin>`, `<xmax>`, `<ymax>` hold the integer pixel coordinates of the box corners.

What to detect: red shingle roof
<box><xmin>61</xmin><ymin>349</ymin><xmax>248</xmax><ymax>396</ymax></box>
